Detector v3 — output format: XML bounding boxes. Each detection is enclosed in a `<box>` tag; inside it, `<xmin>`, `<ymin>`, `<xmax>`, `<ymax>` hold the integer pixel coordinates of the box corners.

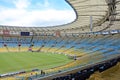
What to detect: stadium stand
<box><xmin>0</xmin><ymin>33</ymin><xmax>120</xmax><ymax>80</ymax></box>
<box><xmin>0</xmin><ymin>0</ymin><xmax>120</xmax><ymax>80</ymax></box>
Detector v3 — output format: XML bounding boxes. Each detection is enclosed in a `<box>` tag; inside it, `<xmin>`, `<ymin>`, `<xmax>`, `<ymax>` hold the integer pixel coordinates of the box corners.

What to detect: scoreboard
<box><xmin>20</xmin><ymin>32</ymin><xmax>30</xmax><ymax>36</ymax></box>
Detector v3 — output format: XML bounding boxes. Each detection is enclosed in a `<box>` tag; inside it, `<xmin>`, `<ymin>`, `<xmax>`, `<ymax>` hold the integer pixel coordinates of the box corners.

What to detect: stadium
<box><xmin>0</xmin><ymin>0</ymin><xmax>120</xmax><ymax>80</ymax></box>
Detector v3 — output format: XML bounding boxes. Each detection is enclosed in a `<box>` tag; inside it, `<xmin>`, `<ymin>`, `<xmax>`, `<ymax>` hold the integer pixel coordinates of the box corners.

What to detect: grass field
<box><xmin>0</xmin><ymin>52</ymin><xmax>72</xmax><ymax>74</ymax></box>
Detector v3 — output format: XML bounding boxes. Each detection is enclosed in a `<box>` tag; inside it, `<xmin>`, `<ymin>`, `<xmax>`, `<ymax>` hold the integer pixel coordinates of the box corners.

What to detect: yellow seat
<box><xmin>0</xmin><ymin>47</ymin><xmax>8</xmax><ymax>52</ymax></box>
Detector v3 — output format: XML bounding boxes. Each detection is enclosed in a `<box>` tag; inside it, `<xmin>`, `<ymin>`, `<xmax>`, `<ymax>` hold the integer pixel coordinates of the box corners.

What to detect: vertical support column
<box><xmin>90</xmin><ymin>16</ymin><xmax>93</xmax><ymax>32</ymax></box>
<box><xmin>55</xmin><ymin>30</ymin><xmax>61</xmax><ymax>37</ymax></box>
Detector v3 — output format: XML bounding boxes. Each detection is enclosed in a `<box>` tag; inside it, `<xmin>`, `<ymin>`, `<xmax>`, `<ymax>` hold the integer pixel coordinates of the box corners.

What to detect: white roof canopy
<box><xmin>0</xmin><ymin>0</ymin><xmax>120</xmax><ymax>33</ymax></box>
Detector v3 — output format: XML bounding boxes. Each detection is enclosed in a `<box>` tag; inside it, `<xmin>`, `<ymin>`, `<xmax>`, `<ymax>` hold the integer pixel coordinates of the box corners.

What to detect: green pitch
<box><xmin>0</xmin><ymin>52</ymin><xmax>72</xmax><ymax>74</ymax></box>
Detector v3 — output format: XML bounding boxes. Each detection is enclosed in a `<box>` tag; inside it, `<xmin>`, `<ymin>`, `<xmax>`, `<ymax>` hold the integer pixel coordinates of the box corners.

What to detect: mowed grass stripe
<box><xmin>0</xmin><ymin>52</ymin><xmax>72</xmax><ymax>74</ymax></box>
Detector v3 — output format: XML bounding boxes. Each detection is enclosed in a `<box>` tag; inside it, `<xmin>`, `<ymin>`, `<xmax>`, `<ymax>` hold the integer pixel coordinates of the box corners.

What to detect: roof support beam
<box><xmin>78</xmin><ymin>15</ymin><xmax>105</xmax><ymax>16</ymax></box>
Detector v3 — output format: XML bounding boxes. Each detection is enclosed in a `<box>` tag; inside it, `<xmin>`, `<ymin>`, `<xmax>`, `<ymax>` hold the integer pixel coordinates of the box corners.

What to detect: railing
<box><xmin>16</xmin><ymin>53</ymin><xmax>120</xmax><ymax>80</ymax></box>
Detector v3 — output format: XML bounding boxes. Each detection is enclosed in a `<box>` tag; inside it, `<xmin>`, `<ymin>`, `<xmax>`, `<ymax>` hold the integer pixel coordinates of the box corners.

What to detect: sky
<box><xmin>0</xmin><ymin>0</ymin><xmax>76</xmax><ymax>27</ymax></box>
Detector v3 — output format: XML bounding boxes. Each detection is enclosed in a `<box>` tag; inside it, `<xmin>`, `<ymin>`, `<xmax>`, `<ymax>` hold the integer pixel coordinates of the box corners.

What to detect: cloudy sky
<box><xmin>0</xmin><ymin>0</ymin><xmax>76</xmax><ymax>27</ymax></box>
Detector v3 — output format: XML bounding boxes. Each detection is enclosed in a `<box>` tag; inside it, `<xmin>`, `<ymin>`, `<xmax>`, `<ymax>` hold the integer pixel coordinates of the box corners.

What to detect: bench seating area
<box><xmin>0</xmin><ymin>33</ymin><xmax>120</xmax><ymax>80</ymax></box>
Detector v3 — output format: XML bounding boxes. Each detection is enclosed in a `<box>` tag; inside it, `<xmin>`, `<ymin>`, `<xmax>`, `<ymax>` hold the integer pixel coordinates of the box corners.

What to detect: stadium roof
<box><xmin>0</xmin><ymin>0</ymin><xmax>120</xmax><ymax>32</ymax></box>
